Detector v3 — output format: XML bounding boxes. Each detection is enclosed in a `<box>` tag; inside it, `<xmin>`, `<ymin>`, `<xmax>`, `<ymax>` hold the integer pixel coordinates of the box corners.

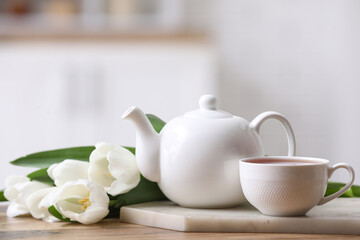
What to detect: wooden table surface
<box><xmin>0</xmin><ymin>204</ymin><xmax>359</xmax><ymax>240</ymax></box>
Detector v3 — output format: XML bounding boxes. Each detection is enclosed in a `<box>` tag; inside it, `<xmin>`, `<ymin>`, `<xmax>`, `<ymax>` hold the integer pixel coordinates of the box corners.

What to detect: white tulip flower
<box><xmin>4</xmin><ymin>175</ymin><xmax>52</xmax><ymax>218</ymax></box>
<box><xmin>53</xmin><ymin>179</ymin><xmax>109</xmax><ymax>224</ymax></box>
<box><xmin>47</xmin><ymin>159</ymin><xmax>89</xmax><ymax>187</ymax></box>
<box><xmin>27</xmin><ymin>187</ymin><xmax>59</xmax><ymax>222</ymax></box>
<box><xmin>89</xmin><ymin>142</ymin><xmax>140</xmax><ymax>196</ymax></box>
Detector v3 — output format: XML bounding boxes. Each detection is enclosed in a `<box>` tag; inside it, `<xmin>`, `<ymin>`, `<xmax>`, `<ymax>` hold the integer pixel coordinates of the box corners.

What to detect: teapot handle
<box><xmin>250</xmin><ymin>111</ymin><xmax>296</xmax><ymax>156</ymax></box>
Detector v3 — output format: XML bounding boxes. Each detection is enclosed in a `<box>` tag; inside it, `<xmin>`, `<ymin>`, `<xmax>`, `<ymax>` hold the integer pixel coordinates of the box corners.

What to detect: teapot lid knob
<box><xmin>199</xmin><ymin>95</ymin><xmax>217</xmax><ymax>110</ymax></box>
<box><xmin>184</xmin><ymin>94</ymin><xmax>231</xmax><ymax>118</ymax></box>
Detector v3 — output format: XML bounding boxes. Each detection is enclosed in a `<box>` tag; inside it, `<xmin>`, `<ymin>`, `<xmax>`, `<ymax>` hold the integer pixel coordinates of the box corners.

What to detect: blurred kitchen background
<box><xmin>1</xmin><ymin>0</ymin><xmax>359</xmax><ymax>188</ymax></box>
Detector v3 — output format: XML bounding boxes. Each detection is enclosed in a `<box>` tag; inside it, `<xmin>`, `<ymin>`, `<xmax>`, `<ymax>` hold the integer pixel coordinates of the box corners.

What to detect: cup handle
<box><xmin>317</xmin><ymin>163</ymin><xmax>355</xmax><ymax>205</ymax></box>
<box><xmin>250</xmin><ymin>111</ymin><xmax>296</xmax><ymax>156</ymax></box>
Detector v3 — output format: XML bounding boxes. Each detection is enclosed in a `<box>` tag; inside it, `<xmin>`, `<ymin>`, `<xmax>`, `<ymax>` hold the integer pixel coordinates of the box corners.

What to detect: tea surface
<box><xmin>245</xmin><ymin>159</ymin><xmax>321</xmax><ymax>165</ymax></box>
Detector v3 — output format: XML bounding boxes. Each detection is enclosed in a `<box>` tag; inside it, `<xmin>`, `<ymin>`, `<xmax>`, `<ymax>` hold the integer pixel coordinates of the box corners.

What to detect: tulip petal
<box><xmin>47</xmin><ymin>163</ymin><xmax>58</xmax><ymax>180</ymax></box>
<box><xmin>108</xmin><ymin>179</ymin><xmax>139</xmax><ymax>196</ymax></box>
<box><xmin>6</xmin><ymin>181</ymin><xmax>51</xmax><ymax>217</ymax></box>
<box><xmin>95</xmin><ymin>142</ymin><xmax>124</xmax><ymax>155</ymax></box>
<box><xmin>5</xmin><ymin>175</ymin><xmax>29</xmax><ymax>188</ymax></box>
<box><xmin>7</xmin><ymin>202</ymin><xmax>29</xmax><ymax>217</ymax></box>
<box><xmin>107</xmin><ymin>149</ymin><xmax>138</xmax><ymax>177</ymax></box>
<box><xmin>47</xmin><ymin>160</ymin><xmax>89</xmax><ymax>187</ymax></box>
<box><xmin>39</xmin><ymin>188</ymin><xmax>58</xmax><ymax>209</ymax></box>
<box><xmin>89</xmin><ymin>150</ymin><xmax>115</xmax><ymax>188</ymax></box>
<box><xmin>4</xmin><ymin>183</ymin><xmax>22</xmax><ymax>202</ymax></box>
<box><xmin>57</xmin><ymin>199</ymin><xmax>84</xmax><ymax>214</ymax></box>
<box><xmin>107</xmin><ymin>149</ymin><xmax>140</xmax><ymax>195</ymax></box>
<box><xmin>4</xmin><ymin>176</ymin><xmax>29</xmax><ymax>201</ymax></box>
<box><xmin>55</xmin><ymin>180</ymin><xmax>90</xmax><ymax>200</ymax></box>
<box><xmin>88</xmin><ymin>181</ymin><xmax>109</xmax><ymax>207</ymax></box>
<box><xmin>27</xmin><ymin>187</ymin><xmax>58</xmax><ymax>222</ymax></box>
<box><xmin>4</xmin><ymin>175</ymin><xmax>52</xmax><ymax>219</ymax></box>
<box><xmin>74</xmin><ymin>205</ymin><xmax>109</xmax><ymax>224</ymax></box>
<box><xmin>16</xmin><ymin>181</ymin><xmax>52</xmax><ymax>208</ymax></box>
<box><xmin>89</xmin><ymin>142</ymin><xmax>140</xmax><ymax>196</ymax></box>
<box><xmin>54</xmin><ymin>180</ymin><xmax>109</xmax><ymax>224</ymax></box>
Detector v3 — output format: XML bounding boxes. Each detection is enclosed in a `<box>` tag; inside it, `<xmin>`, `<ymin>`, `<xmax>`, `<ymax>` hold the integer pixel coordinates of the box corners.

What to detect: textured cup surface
<box><xmin>240</xmin><ymin>157</ymin><xmax>331</xmax><ymax>216</ymax></box>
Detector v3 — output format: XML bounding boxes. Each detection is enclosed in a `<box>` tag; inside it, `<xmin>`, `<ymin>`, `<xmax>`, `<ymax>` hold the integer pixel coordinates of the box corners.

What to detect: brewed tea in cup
<box><xmin>239</xmin><ymin>156</ymin><xmax>355</xmax><ymax>216</ymax></box>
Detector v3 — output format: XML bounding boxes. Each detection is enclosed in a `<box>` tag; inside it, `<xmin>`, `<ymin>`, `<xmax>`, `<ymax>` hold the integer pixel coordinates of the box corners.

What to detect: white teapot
<box><xmin>122</xmin><ymin>95</ymin><xmax>296</xmax><ymax>208</ymax></box>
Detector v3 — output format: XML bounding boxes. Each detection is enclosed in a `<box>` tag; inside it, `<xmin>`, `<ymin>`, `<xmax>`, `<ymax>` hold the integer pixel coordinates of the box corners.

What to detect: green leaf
<box><xmin>120</xmin><ymin>175</ymin><xmax>167</xmax><ymax>205</ymax></box>
<box><xmin>107</xmin><ymin>175</ymin><xmax>167</xmax><ymax>218</ymax></box>
<box><xmin>146</xmin><ymin>114</ymin><xmax>166</xmax><ymax>133</ymax></box>
<box><xmin>327</xmin><ymin>182</ymin><xmax>348</xmax><ymax>188</ymax></box>
<box><xmin>325</xmin><ymin>182</ymin><xmax>360</xmax><ymax>197</ymax></box>
<box><xmin>352</xmin><ymin>185</ymin><xmax>360</xmax><ymax>197</ymax></box>
<box><xmin>123</xmin><ymin>146</ymin><xmax>135</xmax><ymax>155</ymax></box>
<box><xmin>11</xmin><ymin>146</ymin><xmax>95</xmax><ymax>168</ymax></box>
<box><xmin>48</xmin><ymin>205</ymin><xmax>73</xmax><ymax>222</ymax></box>
<box><xmin>0</xmin><ymin>190</ymin><xmax>7</xmax><ymax>202</ymax></box>
<box><xmin>27</xmin><ymin>168</ymin><xmax>54</xmax><ymax>185</ymax></box>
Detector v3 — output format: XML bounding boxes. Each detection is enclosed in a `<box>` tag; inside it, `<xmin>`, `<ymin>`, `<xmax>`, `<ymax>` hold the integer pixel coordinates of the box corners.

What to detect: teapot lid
<box><xmin>184</xmin><ymin>95</ymin><xmax>233</xmax><ymax>119</ymax></box>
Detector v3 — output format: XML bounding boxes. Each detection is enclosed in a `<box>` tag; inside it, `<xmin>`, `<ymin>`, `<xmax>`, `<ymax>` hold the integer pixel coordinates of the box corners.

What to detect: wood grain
<box><xmin>0</xmin><ymin>203</ymin><xmax>358</xmax><ymax>240</ymax></box>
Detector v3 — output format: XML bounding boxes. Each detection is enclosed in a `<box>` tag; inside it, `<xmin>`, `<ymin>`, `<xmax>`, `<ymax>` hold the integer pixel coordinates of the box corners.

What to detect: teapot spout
<box><xmin>122</xmin><ymin>106</ymin><xmax>160</xmax><ymax>182</ymax></box>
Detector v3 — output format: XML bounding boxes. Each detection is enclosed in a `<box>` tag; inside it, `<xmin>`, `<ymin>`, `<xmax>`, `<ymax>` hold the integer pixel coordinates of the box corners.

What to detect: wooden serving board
<box><xmin>120</xmin><ymin>198</ymin><xmax>360</xmax><ymax>235</ymax></box>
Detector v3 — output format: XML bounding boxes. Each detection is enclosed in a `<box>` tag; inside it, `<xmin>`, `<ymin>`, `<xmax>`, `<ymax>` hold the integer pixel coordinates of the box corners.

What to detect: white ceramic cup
<box><xmin>239</xmin><ymin>156</ymin><xmax>355</xmax><ymax>216</ymax></box>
